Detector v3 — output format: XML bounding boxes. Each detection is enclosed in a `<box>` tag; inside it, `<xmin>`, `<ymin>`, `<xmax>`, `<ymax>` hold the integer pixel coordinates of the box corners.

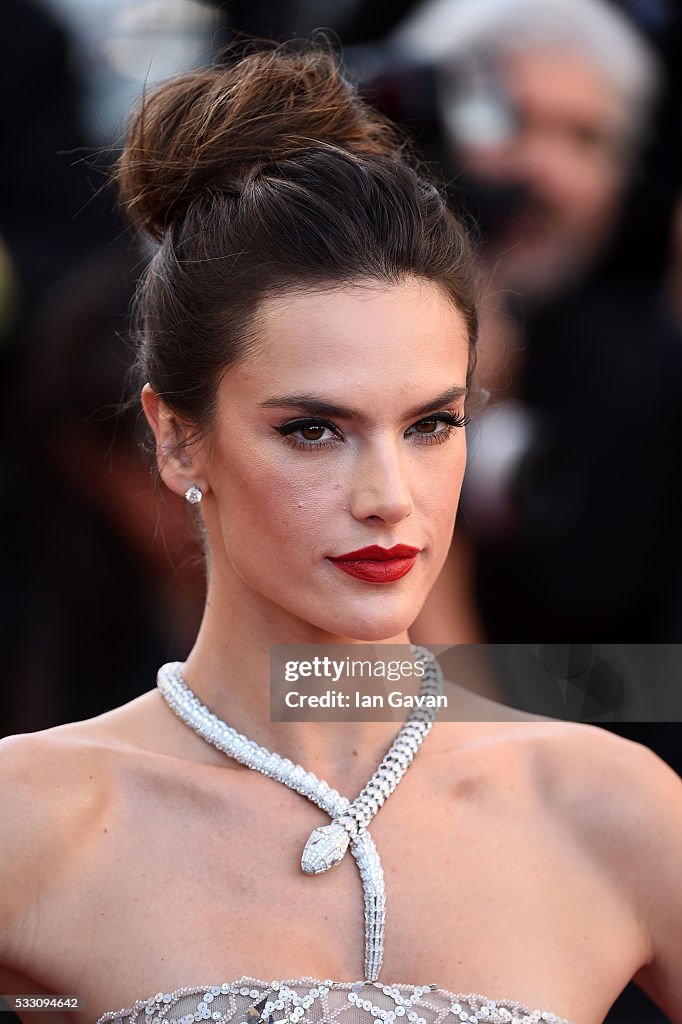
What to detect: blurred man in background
<box><xmin>394</xmin><ymin>0</ymin><xmax>682</xmax><ymax>653</ymax></box>
<box><xmin>392</xmin><ymin>0</ymin><xmax>661</xmax><ymax>305</ymax></box>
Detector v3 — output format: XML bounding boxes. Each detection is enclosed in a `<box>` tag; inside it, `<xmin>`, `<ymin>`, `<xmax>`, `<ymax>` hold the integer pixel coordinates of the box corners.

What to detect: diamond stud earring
<box><xmin>184</xmin><ymin>484</ymin><xmax>203</xmax><ymax>504</ymax></box>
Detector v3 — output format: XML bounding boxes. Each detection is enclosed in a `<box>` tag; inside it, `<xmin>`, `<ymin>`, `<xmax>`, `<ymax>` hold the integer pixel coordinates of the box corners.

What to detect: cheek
<box><xmin>557</xmin><ymin>157</ymin><xmax>618</xmax><ymax>220</ymax></box>
<box><xmin>216</xmin><ymin>444</ymin><xmax>337</xmax><ymax>555</ymax></box>
<box><xmin>414</xmin><ymin>441</ymin><xmax>467</xmax><ymax>529</ymax></box>
<box><xmin>582</xmin><ymin>171</ymin><xmax>621</xmax><ymax>225</ymax></box>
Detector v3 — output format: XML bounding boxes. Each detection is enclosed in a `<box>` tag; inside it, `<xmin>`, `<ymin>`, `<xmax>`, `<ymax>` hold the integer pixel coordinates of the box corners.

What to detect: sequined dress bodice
<box><xmin>93</xmin><ymin>976</ymin><xmax>573</xmax><ymax>1024</ymax></box>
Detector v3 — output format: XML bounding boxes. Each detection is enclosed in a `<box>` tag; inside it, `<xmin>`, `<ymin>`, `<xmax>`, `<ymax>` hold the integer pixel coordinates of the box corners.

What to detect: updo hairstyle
<box><xmin>116</xmin><ymin>41</ymin><xmax>480</xmax><ymax>456</ymax></box>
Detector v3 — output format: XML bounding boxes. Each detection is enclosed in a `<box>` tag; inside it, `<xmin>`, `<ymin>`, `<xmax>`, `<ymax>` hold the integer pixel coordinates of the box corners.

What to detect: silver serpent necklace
<box><xmin>156</xmin><ymin>644</ymin><xmax>445</xmax><ymax>983</ymax></box>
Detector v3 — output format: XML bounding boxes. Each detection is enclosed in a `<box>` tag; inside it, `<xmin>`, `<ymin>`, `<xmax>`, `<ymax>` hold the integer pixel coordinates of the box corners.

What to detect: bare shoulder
<box><xmin>527</xmin><ymin>722</ymin><xmax>682</xmax><ymax>983</ymax></box>
<box><xmin>0</xmin><ymin>690</ymin><xmax>158</xmax><ymax>813</ymax></box>
<box><xmin>439</xmin><ymin>712</ymin><xmax>682</xmax><ymax>892</ymax></box>
<box><xmin>0</xmin><ymin>695</ymin><xmax>160</xmax><ymax>962</ymax></box>
<box><xmin>0</xmin><ymin>723</ymin><xmax>100</xmax><ymax>837</ymax></box>
<box><xmin>0</xmin><ymin>685</ymin><xmax>229</xmax><ymax>956</ymax></box>
<box><xmin>528</xmin><ymin>722</ymin><xmax>682</xmax><ymax>1020</ymax></box>
<box><xmin>524</xmin><ymin>721</ymin><xmax>682</xmax><ymax>860</ymax></box>
<box><xmin>0</xmin><ymin>725</ymin><xmax>103</xmax><ymax>947</ymax></box>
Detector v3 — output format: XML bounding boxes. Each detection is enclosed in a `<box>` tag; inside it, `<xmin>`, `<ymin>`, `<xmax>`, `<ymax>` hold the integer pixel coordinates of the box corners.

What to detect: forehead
<box><xmin>225</xmin><ymin>278</ymin><xmax>470</xmax><ymax>399</ymax></box>
<box><xmin>501</xmin><ymin>46</ymin><xmax>624</xmax><ymax>130</ymax></box>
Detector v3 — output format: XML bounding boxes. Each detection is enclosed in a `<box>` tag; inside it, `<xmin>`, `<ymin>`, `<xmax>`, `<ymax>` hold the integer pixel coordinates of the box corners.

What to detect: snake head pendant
<box><xmin>301</xmin><ymin>822</ymin><xmax>351</xmax><ymax>874</ymax></box>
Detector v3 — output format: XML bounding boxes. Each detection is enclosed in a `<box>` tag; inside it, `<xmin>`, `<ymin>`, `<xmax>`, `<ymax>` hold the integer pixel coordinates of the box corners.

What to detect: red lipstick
<box><xmin>328</xmin><ymin>544</ymin><xmax>421</xmax><ymax>584</ymax></box>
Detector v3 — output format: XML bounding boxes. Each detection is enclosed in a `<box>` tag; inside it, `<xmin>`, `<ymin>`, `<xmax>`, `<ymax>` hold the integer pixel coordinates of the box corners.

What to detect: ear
<box><xmin>140</xmin><ymin>383</ymin><xmax>207</xmax><ymax>499</ymax></box>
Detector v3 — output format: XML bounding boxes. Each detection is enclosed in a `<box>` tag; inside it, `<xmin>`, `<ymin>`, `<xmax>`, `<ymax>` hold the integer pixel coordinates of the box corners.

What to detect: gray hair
<box><xmin>390</xmin><ymin>0</ymin><xmax>663</xmax><ymax>146</ymax></box>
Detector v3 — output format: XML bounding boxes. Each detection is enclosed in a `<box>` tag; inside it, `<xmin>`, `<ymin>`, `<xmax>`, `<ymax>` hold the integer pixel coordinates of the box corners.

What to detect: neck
<box><xmin>179</xmin><ymin>564</ymin><xmax>432</xmax><ymax>796</ymax></box>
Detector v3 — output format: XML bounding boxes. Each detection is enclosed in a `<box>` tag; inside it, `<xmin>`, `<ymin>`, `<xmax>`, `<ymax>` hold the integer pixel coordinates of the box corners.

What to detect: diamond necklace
<box><xmin>156</xmin><ymin>644</ymin><xmax>445</xmax><ymax>982</ymax></box>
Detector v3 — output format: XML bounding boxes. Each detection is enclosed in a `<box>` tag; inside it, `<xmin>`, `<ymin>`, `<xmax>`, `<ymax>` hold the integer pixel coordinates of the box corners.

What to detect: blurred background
<box><xmin>0</xmin><ymin>2</ymin><xmax>681</xmax><ymax>1018</ymax></box>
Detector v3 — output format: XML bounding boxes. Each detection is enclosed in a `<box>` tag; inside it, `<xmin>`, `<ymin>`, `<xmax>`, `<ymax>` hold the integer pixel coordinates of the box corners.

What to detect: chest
<box><xmin>18</xmin><ymin>745</ymin><xmax>645</xmax><ymax>1024</ymax></box>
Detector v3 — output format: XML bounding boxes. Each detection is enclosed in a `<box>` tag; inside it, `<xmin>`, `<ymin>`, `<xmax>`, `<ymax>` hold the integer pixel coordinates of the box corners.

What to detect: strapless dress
<box><xmin>92</xmin><ymin>975</ymin><xmax>573</xmax><ymax>1024</ymax></box>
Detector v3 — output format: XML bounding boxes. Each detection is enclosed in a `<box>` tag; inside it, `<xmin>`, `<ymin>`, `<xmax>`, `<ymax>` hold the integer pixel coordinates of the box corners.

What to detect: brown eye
<box><xmin>406</xmin><ymin>411</ymin><xmax>468</xmax><ymax>445</ymax></box>
<box><xmin>413</xmin><ymin>419</ymin><xmax>438</xmax><ymax>434</ymax></box>
<box><xmin>274</xmin><ymin>418</ymin><xmax>341</xmax><ymax>450</ymax></box>
<box><xmin>300</xmin><ymin>425</ymin><xmax>326</xmax><ymax>440</ymax></box>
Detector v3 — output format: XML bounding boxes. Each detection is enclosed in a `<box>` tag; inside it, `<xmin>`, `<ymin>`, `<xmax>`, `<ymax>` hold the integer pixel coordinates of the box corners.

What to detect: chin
<box><xmin>310</xmin><ymin>575</ymin><xmax>436</xmax><ymax>642</ymax></box>
<box><xmin>325</xmin><ymin>604</ymin><xmax>419</xmax><ymax>643</ymax></box>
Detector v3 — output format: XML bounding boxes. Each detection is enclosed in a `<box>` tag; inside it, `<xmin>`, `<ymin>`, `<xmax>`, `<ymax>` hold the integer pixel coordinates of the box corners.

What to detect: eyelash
<box><xmin>274</xmin><ymin>411</ymin><xmax>470</xmax><ymax>452</ymax></box>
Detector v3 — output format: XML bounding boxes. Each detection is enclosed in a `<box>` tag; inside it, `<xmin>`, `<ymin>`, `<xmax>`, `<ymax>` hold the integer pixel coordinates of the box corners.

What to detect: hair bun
<box><xmin>117</xmin><ymin>44</ymin><xmax>404</xmax><ymax>240</ymax></box>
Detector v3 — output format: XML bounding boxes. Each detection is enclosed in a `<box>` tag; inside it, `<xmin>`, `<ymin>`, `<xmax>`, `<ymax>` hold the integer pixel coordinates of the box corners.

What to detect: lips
<box><xmin>328</xmin><ymin>544</ymin><xmax>421</xmax><ymax>584</ymax></box>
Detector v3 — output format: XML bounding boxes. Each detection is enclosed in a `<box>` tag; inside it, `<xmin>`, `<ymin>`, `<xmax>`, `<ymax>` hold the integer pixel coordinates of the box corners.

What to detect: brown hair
<box><xmin>117</xmin><ymin>41</ymin><xmax>479</xmax><ymax>453</ymax></box>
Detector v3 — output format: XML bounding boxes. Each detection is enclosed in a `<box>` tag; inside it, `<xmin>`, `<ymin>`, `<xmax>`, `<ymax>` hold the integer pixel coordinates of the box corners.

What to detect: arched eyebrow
<box><xmin>260</xmin><ymin>385</ymin><xmax>468</xmax><ymax>424</ymax></box>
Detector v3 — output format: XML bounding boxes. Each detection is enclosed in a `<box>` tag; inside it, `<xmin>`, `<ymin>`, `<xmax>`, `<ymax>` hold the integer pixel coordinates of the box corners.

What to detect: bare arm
<box><xmin>625</xmin><ymin>743</ymin><xmax>682</xmax><ymax>1024</ymax></box>
<box><xmin>0</xmin><ymin>732</ymin><xmax>81</xmax><ymax>1024</ymax></box>
<box><xmin>0</xmin><ymin>733</ymin><xmax>47</xmax><ymax>964</ymax></box>
<box><xmin>537</xmin><ymin>724</ymin><xmax>682</xmax><ymax>1022</ymax></box>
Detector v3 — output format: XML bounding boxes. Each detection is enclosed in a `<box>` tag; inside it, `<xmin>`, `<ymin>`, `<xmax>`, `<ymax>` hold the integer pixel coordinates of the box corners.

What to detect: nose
<box><xmin>348</xmin><ymin>438</ymin><xmax>414</xmax><ymax>525</ymax></box>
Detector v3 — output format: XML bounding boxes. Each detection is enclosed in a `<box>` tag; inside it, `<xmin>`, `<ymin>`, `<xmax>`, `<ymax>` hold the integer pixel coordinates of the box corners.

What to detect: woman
<box><xmin>0</xmin><ymin>44</ymin><xmax>681</xmax><ymax>1024</ymax></box>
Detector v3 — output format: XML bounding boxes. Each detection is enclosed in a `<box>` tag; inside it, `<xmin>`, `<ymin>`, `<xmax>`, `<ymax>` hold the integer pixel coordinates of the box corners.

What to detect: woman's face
<box><xmin>198</xmin><ymin>277</ymin><xmax>471</xmax><ymax>642</ymax></box>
